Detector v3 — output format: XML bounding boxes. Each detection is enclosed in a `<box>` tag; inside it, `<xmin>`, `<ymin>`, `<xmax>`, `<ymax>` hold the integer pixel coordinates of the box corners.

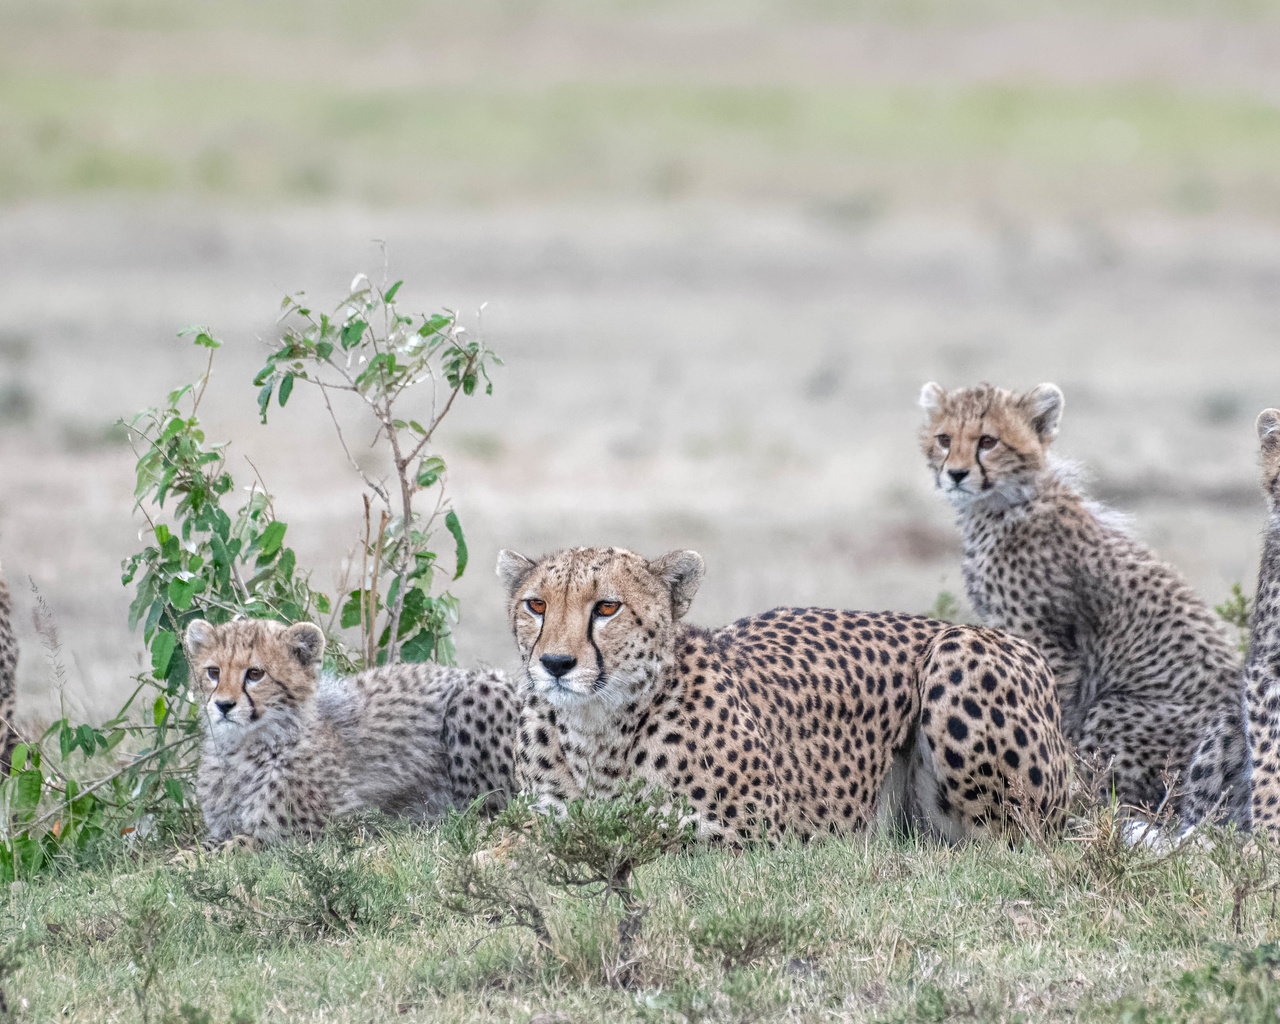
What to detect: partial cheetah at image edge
<box><xmin>919</xmin><ymin>381</ymin><xmax>1250</xmax><ymax>828</ymax></box>
<box><xmin>0</xmin><ymin>561</ymin><xmax>17</xmax><ymax>774</ymax></box>
<box><xmin>1246</xmin><ymin>409</ymin><xmax>1280</xmax><ymax>830</ymax></box>
<box><xmin>185</xmin><ymin>618</ymin><xmax>519</xmax><ymax>844</ymax></box>
<box><xmin>499</xmin><ymin>546</ymin><xmax>1070</xmax><ymax>845</ymax></box>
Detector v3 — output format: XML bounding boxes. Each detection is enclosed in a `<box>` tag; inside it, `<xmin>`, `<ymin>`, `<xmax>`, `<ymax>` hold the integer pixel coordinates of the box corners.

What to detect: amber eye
<box><xmin>936</xmin><ymin>434</ymin><xmax>951</xmax><ymax>450</ymax></box>
<box><xmin>245</xmin><ymin>668</ymin><xmax>265</xmax><ymax>683</ymax></box>
<box><xmin>525</xmin><ymin>598</ymin><xmax>546</xmax><ymax>616</ymax></box>
<box><xmin>594</xmin><ymin>600</ymin><xmax>622</xmax><ymax>617</ymax></box>
<box><xmin>206</xmin><ymin>666</ymin><xmax>219</xmax><ymax>682</ymax></box>
<box><xmin>978</xmin><ymin>435</ymin><xmax>998</xmax><ymax>451</ymax></box>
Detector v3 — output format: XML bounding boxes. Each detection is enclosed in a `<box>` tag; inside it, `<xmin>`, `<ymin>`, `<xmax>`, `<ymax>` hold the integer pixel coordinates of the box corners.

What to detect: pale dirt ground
<box><xmin>1</xmin><ymin>199</ymin><xmax>1277</xmax><ymax>724</ymax></box>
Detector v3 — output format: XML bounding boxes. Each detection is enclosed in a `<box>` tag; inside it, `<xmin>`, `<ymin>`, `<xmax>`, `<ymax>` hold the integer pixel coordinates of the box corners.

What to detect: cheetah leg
<box><xmin>1248</xmin><ymin>665</ymin><xmax>1280</xmax><ymax>831</ymax></box>
<box><xmin>1182</xmin><ymin>699</ymin><xmax>1251</xmax><ymax>830</ymax></box>
<box><xmin>910</xmin><ymin>626</ymin><xmax>1071</xmax><ymax>842</ymax></box>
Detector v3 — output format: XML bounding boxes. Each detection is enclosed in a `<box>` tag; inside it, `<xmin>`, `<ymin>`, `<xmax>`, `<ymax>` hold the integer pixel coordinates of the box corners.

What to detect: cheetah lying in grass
<box><xmin>1246</xmin><ymin>409</ymin><xmax>1280</xmax><ymax>830</ymax></box>
<box><xmin>497</xmin><ymin>546</ymin><xmax>1070</xmax><ymax>844</ymax></box>
<box><xmin>185</xmin><ymin>618</ymin><xmax>518</xmax><ymax>844</ymax></box>
<box><xmin>918</xmin><ymin>381</ymin><xmax>1250</xmax><ymax>828</ymax></box>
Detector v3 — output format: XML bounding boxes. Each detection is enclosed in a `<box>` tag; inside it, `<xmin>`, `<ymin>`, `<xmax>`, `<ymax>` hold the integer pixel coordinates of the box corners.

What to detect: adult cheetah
<box><xmin>1245</xmin><ymin>409</ymin><xmax>1280</xmax><ymax>830</ymax></box>
<box><xmin>185</xmin><ymin>618</ymin><xmax>518</xmax><ymax>844</ymax></box>
<box><xmin>498</xmin><ymin>546</ymin><xmax>1069</xmax><ymax>844</ymax></box>
<box><xmin>0</xmin><ymin>561</ymin><xmax>16</xmax><ymax>774</ymax></box>
<box><xmin>919</xmin><ymin>381</ymin><xmax>1250</xmax><ymax>828</ymax></box>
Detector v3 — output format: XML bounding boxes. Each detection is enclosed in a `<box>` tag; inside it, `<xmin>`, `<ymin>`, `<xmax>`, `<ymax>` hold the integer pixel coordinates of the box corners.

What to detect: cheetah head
<box><xmin>496</xmin><ymin>546</ymin><xmax>705</xmax><ymax>713</ymax></box>
<box><xmin>183</xmin><ymin>618</ymin><xmax>325</xmax><ymax>739</ymax></box>
<box><xmin>1260</xmin><ymin>408</ymin><xmax>1280</xmax><ymax>510</ymax></box>
<box><xmin>918</xmin><ymin>381</ymin><xmax>1063</xmax><ymax>508</ymax></box>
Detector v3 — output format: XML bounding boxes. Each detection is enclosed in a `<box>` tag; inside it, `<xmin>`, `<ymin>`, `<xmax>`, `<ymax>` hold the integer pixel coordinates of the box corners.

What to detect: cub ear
<box><xmin>284</xmin><ymin>621</ymin><xmax>326</xmax><ymax>669</ymax></box>
<box><xmin>496</xmin><ymin>549</ymin><xmax>536</xmax><ymax>597</ymax></box>
<box><xmin>183</xmin><ymin>619</ymin><xmax>217</xmax><ymax>660</ymax></box>
<box><xmin>648</xmin><ymin>549</ymin><xmax>706</xmax><ymax>620</ymax></box>
<box><xmin>918</xmin><ymin>382</ymin><xmax>946</xmax><ymax>416</ymax></box>
<box><xmin>1024</xmin><ymin>383</ymin><xmax>1064</xmax><ymax>441</ymax></box>
<box><xmin>1258</xmin><ymin>409</ymin><xmax>1280</xmax><ymax>449</ymax></box>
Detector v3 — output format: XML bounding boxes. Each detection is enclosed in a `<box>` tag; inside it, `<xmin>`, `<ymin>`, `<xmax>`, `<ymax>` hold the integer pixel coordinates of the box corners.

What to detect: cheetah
<box><xmin>1245</xmin><ymin>409</ymin><xmax>1280</xmax><ymax>830</ymax></box>
<box><xmin>497</xmin><ymin>546</ymin><xmax>1069</xmax><ymax>844</ymax></box>
<box><xmin>184</xmin><ymin>618</ymin><xmax>518</xmax><ymax>844</ymax></box>
<box><xmin>0</xmin><ymin>561</ymin><xmax>17</xmax><ymax>774</ymax></box>
<box><xmin>919</xmin><ymin>381</ymin><xmax>1250</xmax><ymax>828</ymax></box>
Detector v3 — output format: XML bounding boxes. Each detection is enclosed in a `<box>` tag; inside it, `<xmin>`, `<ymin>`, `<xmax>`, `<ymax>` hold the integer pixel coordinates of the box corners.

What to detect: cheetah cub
<box><xmin>185</xmin><ymin>618</ymin><xmax>518</xmax><ymax>844</ymax></box>
<box><xmin>0</xmin><ymin>561</ymin><xmax>17</xmax><ymax>773</ymax></box>
<box><xmin>919</xmin><ymin>381</ymin><xmax>1250</xmax><ymax>827</ymax></box>
<box><xmin>499</xmin><ymin>546</ymin><xmax>1069</xmax><ymax>845</ymax></box>
<box><xmin>1246</xmin><ymin>409</ymin><xmax>1280</xmax><ymax>830</ymax></box>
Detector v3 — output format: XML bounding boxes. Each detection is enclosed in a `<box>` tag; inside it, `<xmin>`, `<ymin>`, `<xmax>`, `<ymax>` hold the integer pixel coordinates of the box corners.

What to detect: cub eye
<box><xmin>245</xmin><ymin>668</ymin><xmax>265</xmax><ymax>683</ymax></box>
<box><xmin>594</xmin><ymin>600</ymin><xmax>622</xmax><ymax>617</ymax></box>
<box><xmin>978</xmin><ymin>435</ymin><xmax>998</xmax><ymax>451</ymax></box>
<box><xmin>206</xmin><ymin>666</ymin><xmax>219</xmax><ymax>682</ymax></box>
<box><xmin>936</xmin><ymin>434</ymin><xmax>951</xmax><ymax>450</ymax></box>
<box><xmin>525</xmin><ymin>598</ymin><xmax>547</xmax><ymax>616</ymax></box>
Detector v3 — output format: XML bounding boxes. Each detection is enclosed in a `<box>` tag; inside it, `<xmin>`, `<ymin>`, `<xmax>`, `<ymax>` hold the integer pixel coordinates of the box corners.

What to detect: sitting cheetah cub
<box><xmin>0</xmin><ymin>562</ymin><xmax>17</xmax><ymax>773</ymax></box>
<box><xmin>1246</xmin><ymin>409</ymin><xmax>1280</xmax><ymax>830</ymax></box>
<box><xmin>499</xmin><ymin>546</ymin><xmax>1069</xmax><ymax>844</ymax></box>
<box><xmin>185</xmin><ymin>618</ymin><xmax>518</xmax><ymax>844</ymax></box>
<box><xmin>919</xmin><ymin>382</ymin><xmax>1250</xmax><ymax>827</ymax></box>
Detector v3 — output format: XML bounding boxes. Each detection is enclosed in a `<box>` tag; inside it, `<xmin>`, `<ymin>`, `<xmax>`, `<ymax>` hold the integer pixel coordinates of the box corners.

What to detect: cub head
<box><xmin>1259</xmin><ymin>408</ymin><xmax>1280</xmax><ymax>509</ymax></box>
<box><xmin>183</xmin><ymin>618</ymin><xmax>325</xmax><ymax>738</ymax></box>
<box><xmin>496</xmin><ymin>546</ymin><xmax>705</xmax><ymax>712</ymax></box>
<box><xmin>918</xmin><ymin>381</ymin><xmax>1063</xmax><ymax>507</ymax></box>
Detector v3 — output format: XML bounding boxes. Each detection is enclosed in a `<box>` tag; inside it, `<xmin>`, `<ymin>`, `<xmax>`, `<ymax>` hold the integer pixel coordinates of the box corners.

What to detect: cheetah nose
<box><xmin>948</xmin><ymin>468</ymin><xmax>970</xmax><ymax>484</ymax></box>
<box><xmin>540</xmin><ymin>654</ymin><xmax>578</xmax><ymax>679</ymax></box>
<box><xmin>214</xmin><ymin>700</ymin><xmax>236</xmax><ymax>717</ymax></box>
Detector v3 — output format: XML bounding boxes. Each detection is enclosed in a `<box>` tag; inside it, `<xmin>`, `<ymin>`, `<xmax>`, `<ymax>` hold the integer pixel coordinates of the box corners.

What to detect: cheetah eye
<box><xmin>977</xmin><ymin>435</ymin><xmax>998</xmax><ymax>451</ymax></box>
<box><xmin>206</xmin><ymin>666</ymin><xmax>219</xmax><ymax>682</ymax></box>
<box><xmin>245</xmin><ymin>668</ymin><xmax>265</xmax><ymax>683</ymax></box>
<box><xmin>525</xmin><ymin>598</ymin><xmax>546</xmax><ymax>616</ymax></box>
<box><xmin>936</xmin><ymin>434</ymin><xmax>951</xmax><ymax>450</ymax></box>
<box><xmin>594</xmin><ymin>600</ymin><xmax>622</xmax><ymax>617</ymax></box>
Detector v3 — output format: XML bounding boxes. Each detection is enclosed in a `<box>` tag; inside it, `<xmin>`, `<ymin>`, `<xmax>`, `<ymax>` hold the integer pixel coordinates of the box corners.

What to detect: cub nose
<box><xmin>539</xmin><ymin>654</ymin><xmax>578</xmax><ymax>679</ymax></box>
<box><xmin>214</xmin><ymin>700</ymin><xmax>237</xmax><ymax>718</ymax></box>
<box><xmin>948</xmin><ymin>468</ymin><xmax>970</xmax><ymax>484</ymax></box>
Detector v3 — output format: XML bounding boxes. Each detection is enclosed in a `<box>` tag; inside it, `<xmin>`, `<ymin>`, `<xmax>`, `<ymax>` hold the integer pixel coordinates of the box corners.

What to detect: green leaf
<box><xmin>416</xmin><ymin>456</ymin><xmax>446</xmax><ymax>489</ymax></box>
<box><xmin>151</xmin><ymin>630</ymin><xmax>177</xmax><ymax>678</ymax></box>
<box><xmin>15</xmin><ymin>769</ymin><xmax>43</xmax><ymax>818</ymax></box>
<box><xmin>59</xmin><ymin>725</ymin><xmax>74</xmax><ymax>760</ymax></box>
<box><xmin>9</xmin><ymin>743</ymin><xmax>27</xmax><ymax>772</ymax></box>
<box><xmin>315</xmin><ymin>592</ymin><xmax>331</xmax><ymax>615</ymax></box>
<box><xmin>341</xmin><ymin>320</ymin><xmax>367</xmax><ymax>350</ymax></box>
<box><xmin>153</xmin><ymin>696</ymin><xmax>167</xmax><ymax>726</ymax></box>
<box><xmin>257</xmin><ymin>380</ymin><xmax>274</xmax><ymax>422</ymax></box>
<box><xmin>164</xmin><ymin>778</ymin><xmax>184</xmax><ymax>806</ymax></box>
<box><xmin>258</xmin><ymin>521</ymin><xmax>287</xmax><ymax>560</ymax></box>
<box><xmin>278</xmin><ymin>373</ymin><xmax>294</xmax><ymax>407</ymax></box>
<box><xmin>168</xmin><ymin>576</ymin><xmax>199</xmax><ymax>611</ymax></box>
<box><xmin>340</xmin><ymin>590</ymin><xmax>364</xmax><ymax>630</ymax></box>
<box><xmin>445</xmin><ymin>509</ymin><xmax>468</xmax><ymax>580</ymax></box>
<box><xmin>383</xmin><ymin>280</ymin><xmax>403</xmax><ymax>303</ymax></box>
<box><xmin>401</xmin><ymin>629</ymin><xmax>436</xmax><ymax>663</ymax></box>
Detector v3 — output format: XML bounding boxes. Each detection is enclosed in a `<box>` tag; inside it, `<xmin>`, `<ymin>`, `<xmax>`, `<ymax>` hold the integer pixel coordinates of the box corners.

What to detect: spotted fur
<box><xmin>499</xmin><ymin>546</ymin><xmax>1069</xmax><ymax>844</ymax></box>
<box><xmin>185</xmin><ymin>618</ymin><xmax>518</xmax><ymax>844</ymax></box>
<box><xmin>919</xmin><ymin>381</ymin><xmax>1250</xmax><ymax>827</ymax></box>
<box><xmin>1246</xmin><ymin>409</ymin><xmax>1280</xmax><ymax>829</ymax></box>
<box><xmin>0</xmin><ymin>561</ymin><xmax>17</xmax><ymax>774</ymax></box>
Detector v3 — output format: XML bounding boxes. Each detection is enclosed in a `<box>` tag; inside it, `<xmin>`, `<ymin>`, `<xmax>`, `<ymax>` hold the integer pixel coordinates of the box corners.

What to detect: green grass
<box><xmin>5</xmin><ymin>815</ymin><xmax>1280</xmax><ymax>1022</ymax></box>
<box><xmin>2</xmin><ymin>74</ymin><xmax>1279</xmax><ymax>214</ymax></box>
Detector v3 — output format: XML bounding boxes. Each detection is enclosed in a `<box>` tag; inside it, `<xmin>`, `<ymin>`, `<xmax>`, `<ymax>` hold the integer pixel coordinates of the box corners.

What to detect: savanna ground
<box><xmin>3</xmin><ymin>0</ymin><xmax>1280</xmax><ymax>1019</ymax></box>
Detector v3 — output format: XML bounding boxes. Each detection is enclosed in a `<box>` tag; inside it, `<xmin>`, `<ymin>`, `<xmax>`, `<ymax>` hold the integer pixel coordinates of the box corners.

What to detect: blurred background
<box><xmin>2</xmin><ymin>0</ymin><xmax>1279</xmax><ymax>722</ymax></box>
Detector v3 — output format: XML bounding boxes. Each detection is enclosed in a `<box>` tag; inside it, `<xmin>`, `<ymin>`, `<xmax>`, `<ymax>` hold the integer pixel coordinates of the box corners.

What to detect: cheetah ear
<box><xmin>648</xmin><ymin>550</ymin><xmax>705</xmax><ymax>620</ymax></box>
<box><xmin>283</xmin><ymin>621</ymin><xmax>325</xmax><ymax>669</ymax></box>
<box><xmin>918</xmin><ymin>382</ymin><xmax>946</xmax><ymax>416</ymax></box>
<box><xmin>183</xmin><ymin>619</ymin><xmax>217</xmax><ymax>660</ymax></box>
<box><xmin>496</xmin><ymin>549</ymin><xmax>536</xmax><ymax>597</ymax></box>
<box><xmin>1258</xmin><ymin>409</ymin><xmax>1280</xmax><ymax>449</ymax></box>
<box><xmin>1024</xmin><ymin>383</ymin><xmax>1064</xmax><ymax>441</ymax></box>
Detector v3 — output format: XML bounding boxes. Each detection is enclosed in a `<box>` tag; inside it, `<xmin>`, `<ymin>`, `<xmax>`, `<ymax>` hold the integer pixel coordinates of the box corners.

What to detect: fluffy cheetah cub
<box><xmin>0</xmin><ymin>561</ymin><xmax>17</xmax><ymax>774</ymax></box>
<box><xmin>919</xmin><ymin>382</ymin><xmax>1250</xmax><ymax>827</ymax></box>
<box><xmin>185</xmin><ymin>618</ymin><xmax>518</xmax><ymax>844</ymax></box>
<box><xmin>498</xmin><ymin>546</ymin><xmax>1069</xmax><ymax>844</ymax></box>
<box><xmin>1246</xmin><ymin>409</ymin><xmax>1280</xmax><ymax>829</ymax></box>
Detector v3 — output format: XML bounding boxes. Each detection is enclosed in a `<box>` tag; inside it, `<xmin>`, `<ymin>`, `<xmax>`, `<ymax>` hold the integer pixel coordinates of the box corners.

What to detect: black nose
<box><xmin>214</xmin><ymin>700</ymin><xmax>236</xmax><ymax>717</ymax></box>
<box><xmin>540</xmin><ymin>654</ymin><xmax>578</xmax><ymax>679</ymax></box>
<box><xmin>948</xmin><ymin>469</ymin><xmax>969</xmax><ymax>483</ymax></box>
